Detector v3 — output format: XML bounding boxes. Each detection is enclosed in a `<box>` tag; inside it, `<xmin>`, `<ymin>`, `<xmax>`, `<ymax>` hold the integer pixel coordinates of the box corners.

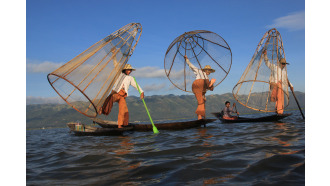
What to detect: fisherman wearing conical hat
<box><xmin>184</xmin><ymin>55</ymin><xmax>216</xmax><ymax>120</ymax></box>
<box><xmin>263</xmin><ymin>50</ymin><xmax>293</xmax><ymax>115</ymax></box>
<box><xmin>101</xmin><ymin>64</ymin><xmax>144</xmax><ymax>128</ymax></box>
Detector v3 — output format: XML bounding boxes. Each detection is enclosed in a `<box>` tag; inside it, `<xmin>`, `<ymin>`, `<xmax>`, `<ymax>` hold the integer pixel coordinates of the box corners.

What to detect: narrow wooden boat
<box><xmin>91</xmin><ymin>118</ymin><xmax>217</xmax><ymax>131</ymax></box>
<box><xmin>67</xmin><ymin>122</ymin><xmax>133</xmax><ymax>136</ymax></box>
<box><xmin>211</xmin><ymin>112</ymin><xmax>292</xmax><ymax>123</ymax></box>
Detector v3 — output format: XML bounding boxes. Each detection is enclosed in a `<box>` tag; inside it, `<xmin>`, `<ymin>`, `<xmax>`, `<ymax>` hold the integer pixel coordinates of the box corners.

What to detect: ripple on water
<box><xmin>27</xmin><ymin>110</ymin><xmax>305</xmax><ymax>185</ymax></box>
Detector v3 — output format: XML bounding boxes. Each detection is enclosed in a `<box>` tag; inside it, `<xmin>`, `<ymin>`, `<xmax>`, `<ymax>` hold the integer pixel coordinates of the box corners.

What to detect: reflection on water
<box><xmin>114</xmin><ymin>136</ymin><xmax>134</xmax><ymax>155</ymax></box>
<box><xmin>267</xmin><ymin>122</ymin><xmax>302</xmax><ymax>156</ymax></box>
<box><xmin>27</xmin><ymin>110</ymin><xmax>304</xmax><ymax>185</ymax></box>
<box><xmin>196</xmin><ymin>128</ymin><xmax>214</xmax><ymax>160</ymax></box>
<box><xmin>203</xmin><ymin>174</ymin><xmax>235</xmax><ymax>185</ymax></box>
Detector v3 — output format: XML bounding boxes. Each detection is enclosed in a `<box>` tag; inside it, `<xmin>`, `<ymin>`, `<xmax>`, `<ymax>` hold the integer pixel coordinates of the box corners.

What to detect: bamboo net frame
<box><xmin>232</xmin><ymin>28</ymin><xmax>290</xmax><ymax>112</ymax></box>
<box><xmin>164</xmin><ymin>30</ymin><xmax>232</xmax><ymax>93</ymax></box>
<box><xmin>47</xmin><ymin>23</ymin><xmax>142</xmax><ymax>117</ymax></box>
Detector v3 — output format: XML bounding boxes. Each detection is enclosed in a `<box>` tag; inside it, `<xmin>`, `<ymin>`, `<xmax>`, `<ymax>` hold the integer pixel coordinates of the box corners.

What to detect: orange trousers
<box><xmin>101</xmin><ymin>89</ymin><xmax>129</xmax><ymax>126</ymax></box>
<box><xmin>270</xmin><ymin>81</ymin><xmax>284</xmax><ymax>114</ymax></box>
<box><xmin>192</xmin><ymin>79</ymin><xmax>213</xmax><ymax>118</ymax></box>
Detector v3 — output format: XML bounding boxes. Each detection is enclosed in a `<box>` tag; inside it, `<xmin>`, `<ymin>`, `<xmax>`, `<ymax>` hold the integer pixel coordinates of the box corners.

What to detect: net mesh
<box><xmin>232</xmin><ymin>28</ymin><xmax>290</xmax><ymax>112</ymax></box>
<box><xmin>164</xmin><ymin>30</ymin><xmax>232</xmax><ymax>92</ymax></box>
<box><xmin>47</xmin><ymin>23</ymin><xmax>142</xmax><ymax>117</ymax></box>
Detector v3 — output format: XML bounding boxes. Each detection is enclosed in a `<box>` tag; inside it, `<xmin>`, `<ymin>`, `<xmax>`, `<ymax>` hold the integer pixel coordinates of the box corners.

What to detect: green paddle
<box><xmin>133</xmin><ymin>77</ymin><xmax>159</xmax><ymax>134</ymax></box>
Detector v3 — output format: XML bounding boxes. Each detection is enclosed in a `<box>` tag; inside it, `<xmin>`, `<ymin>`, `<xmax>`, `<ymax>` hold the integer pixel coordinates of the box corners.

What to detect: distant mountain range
<box><xmin>26</xmin><ymin>92</ymin><xmax>305</xmax><ymax>129</ymax></box>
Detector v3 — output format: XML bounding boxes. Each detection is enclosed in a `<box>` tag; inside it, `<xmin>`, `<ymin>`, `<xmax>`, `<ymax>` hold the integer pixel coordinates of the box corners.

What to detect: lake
<box><xmin>27</xmin><ymin>110</ymin><xmax>304</xmax><ymax>185</ymax></box>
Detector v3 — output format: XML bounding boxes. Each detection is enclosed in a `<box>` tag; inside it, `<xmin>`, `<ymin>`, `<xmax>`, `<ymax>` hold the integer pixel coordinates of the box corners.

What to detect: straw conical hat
<box><xmin>202</xmin><ymin>65</ymin><xmax>215</xmax><ymax>73</ymax></box>
<box><xmin>123</xmin><ymin>64</ymin><xmax>136</xmax><ymax>71</ymax></box>
<box><xmin>279</xmin><ymin>58</ymin><xmax>290</xmax><ymax>65</ymax></box>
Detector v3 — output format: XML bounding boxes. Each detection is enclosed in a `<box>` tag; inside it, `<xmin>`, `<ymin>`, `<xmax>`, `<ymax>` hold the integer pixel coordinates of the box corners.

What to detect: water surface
<box><xmin>27</xmin><ymin>110</ymin><xmax>304</xmax><ymax>185</ymax></box>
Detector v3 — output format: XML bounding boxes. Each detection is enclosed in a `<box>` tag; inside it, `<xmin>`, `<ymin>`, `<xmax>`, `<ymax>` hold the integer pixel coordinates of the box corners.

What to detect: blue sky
<box><xmin>26</xmin><ymin>0</ymin><xmax>305</xmax><ymax>103</ymax></box>
<box><xmin>3</xmin><ymin>1</ymin><xmax>330</xmax><ymax>183</ymax></box>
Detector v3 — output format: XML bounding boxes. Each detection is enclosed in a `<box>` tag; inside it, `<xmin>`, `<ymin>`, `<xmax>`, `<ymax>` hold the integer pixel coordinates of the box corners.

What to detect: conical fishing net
<box><xmin>232</xmin><ymin>28</ymin><xmax>290</xmax><ymax>112</ymax></box>
<box><xmin>47</xmin><ymin>23</ymin><xmax>142</xmax><ymax>117</ymax></box>
<box><xmin>164</xmin><ymin>30</ymin><xmax>232</xmax><ymax>92</ymax></box>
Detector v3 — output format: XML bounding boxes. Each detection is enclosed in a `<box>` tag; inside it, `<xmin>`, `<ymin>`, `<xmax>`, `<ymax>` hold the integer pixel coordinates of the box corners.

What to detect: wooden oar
<box><xmin>234</xmin><ymin>103</ymin><xmax>239</xmax><ymax>118</ymax></box>
<box><xmin>289</xmin><ymin>83</ymin><xmax>305</xmax><ymax>119</ymax></box>
<box><xmin>133</xmin><ymin>77</ymin><xmax>159</xmax><ymax>134</ymax></box>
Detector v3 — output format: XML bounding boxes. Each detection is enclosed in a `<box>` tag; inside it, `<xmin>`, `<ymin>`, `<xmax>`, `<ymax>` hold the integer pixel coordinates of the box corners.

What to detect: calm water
<box><xmin>26</xmin><ymin>110</ymin><xmax>304</xmax><ymax>185</ymax></box>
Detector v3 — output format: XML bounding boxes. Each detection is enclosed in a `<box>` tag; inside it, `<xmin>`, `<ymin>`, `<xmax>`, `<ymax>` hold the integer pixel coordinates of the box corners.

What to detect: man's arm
<box><xmin>130</xmin><ymin>77</ymin><xmax>144</xmax><ymax>99</ymax></box>
<box><xmin>263</xmin><ymin>50</ymin><xmax>274</xmax><ymax>69</ymax></box>
<box><xmin>184</xmin><ymin>55</ymin><xmax>198</xmax><ymax>72</ymax></box>
<box><xmin>110</xmin><ymin>47</ymin><xmax>120</xmax><ymax>67</ymax></box>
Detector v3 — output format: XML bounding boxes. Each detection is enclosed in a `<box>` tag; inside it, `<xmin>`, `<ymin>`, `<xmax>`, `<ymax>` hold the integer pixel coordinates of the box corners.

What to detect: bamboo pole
<box><xmin>167</xmin><ymin>38</ymin><xmax>184</xmax><ymax>76</ymax></box>
<box><xmin>246</xmin><ymin>55</ymin><xmax>263</xmax><ymax>105</ymax></box>
<box><xmin>191</xmin><ymin>36</ymin><xmax>228</xmax><ymax>74</ymax></box>
<box><xmin>189</xmin><ymin>41</ymin><xmax>204</xmax><ymax>75</ymax></box>
<box><xmin>234</xmin><ymin>31</ymin><xmax>269</xmax><ymax>99</ymax></box>
<box><xmin>64</xmin><ymin>36</ymin><xmax>127</xmax><ymax>101</ymax></box>
<box><xmin>88</xmin><ymin>32</ymin><xmax>136</xmax><ymax>113</ymax></box>
<box><xmin>289</xmin><ymin>83</ymin><xmax>305</xmax><ymax>119</ymax></box>
<box><xmin>195</xmin><ymin>35</ymin><xmax>230</xmax><ymax>50</ymax></box>
<box><xmin>184</xmin><ymin>43</ymin><xmax>187</xmax><ymax>91</ymax></box>
<box><xmin>91</xmin><ymin>44</ymin><xmax>132</xmax><ymax>112</ymax></box>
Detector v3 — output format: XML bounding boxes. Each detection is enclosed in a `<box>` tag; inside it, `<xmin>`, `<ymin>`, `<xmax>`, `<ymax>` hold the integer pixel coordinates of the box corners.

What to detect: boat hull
<box><xmin>67</xmin><ymin>123</ymin><xmax>133</xmax><ymax>136</ymax></box>
<box><xmin>92</xmin><ymin>118</ymin><xmax>217</xmax><ymax>131</ymax></box>
<box><xmin>211</xmin><ymin>112</ymin><xmax>292</xmax><ymax>123</ymax></box>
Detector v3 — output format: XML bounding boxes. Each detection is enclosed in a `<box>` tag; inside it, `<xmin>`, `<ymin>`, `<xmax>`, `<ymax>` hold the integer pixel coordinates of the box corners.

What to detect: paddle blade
<box><xmin>153</xmin><ymin>126</ymin><xmax>159</xmax><ymax>134</ymax></box>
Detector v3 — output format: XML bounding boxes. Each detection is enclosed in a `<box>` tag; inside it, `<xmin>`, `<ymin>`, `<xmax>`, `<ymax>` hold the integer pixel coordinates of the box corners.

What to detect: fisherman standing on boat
<box><xmin>100</xmin><ymin>64</ymin><xmax>144</xmax><ymax>128</ymax></box>
<box><xmin>184</xmin><ymin>55</ymin><xmax>216</xmax><ymax>120</ymax></box>
<box><xmin>263</xmin><ymin>50</ymin><xmax>293</xmax><ymax>115</ymax></box>
<box><xmin>222</xmin><ymin>101</ymin><xmax>239</xmax><ymax>120</ymax></box>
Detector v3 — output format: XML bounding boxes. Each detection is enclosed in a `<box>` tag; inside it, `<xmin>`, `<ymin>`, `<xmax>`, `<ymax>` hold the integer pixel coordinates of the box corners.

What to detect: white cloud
<box><xmin>133</xmin><ymin>66</ymin><xmax>166</xmax><ymax>78</ymax></box>
<box><xmin>266</xmin><ymin>11</ymin><xmax>305</xmax><ymax>31</ymax></box>
<box><xmin>27</xmin><ymin>61</ymin><xmax>64</xmax><ymax>73</ymax></box>
<box><xmin>26</xmin><ymin>60</ymin><xmax>185</xmax><ymax>81</ymax></box>
<box><xmin>26</xmin><ymin>96</ymin><xmax>65</xmax><ymax>105</ymax></box>
<box><xmin>142</xmin><ymin>83</ymin><xmax>167</xmax><ymax>91</ymax></box>
<box><xmin>134</xmin><ymin>66</ymin><xmax>184</xmax><ymax>79</ymax></box>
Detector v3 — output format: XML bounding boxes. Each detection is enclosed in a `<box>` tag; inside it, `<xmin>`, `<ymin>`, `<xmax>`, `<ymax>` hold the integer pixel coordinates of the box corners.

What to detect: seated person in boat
<box><xmin>222</xmin><ymin>101</ymin><xmax>239</xmax><ymax>120</ymax></box>
<box><xmin>184</xmin><ymin>55</ymin><xmax>216</xmax><ymax>120</ymax></box>
<box><xmin>100</xmin><ymin>64</ymin><xmax>144</xmax><ymax>128</ymax></box>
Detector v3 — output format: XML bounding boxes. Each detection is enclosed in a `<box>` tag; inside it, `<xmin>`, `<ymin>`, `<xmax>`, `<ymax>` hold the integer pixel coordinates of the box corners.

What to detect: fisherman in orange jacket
<box><xmin>263</xmin><ymin>50</ymin><xmax>293</xmax><ymax>115</ymax></box>
<box><xmin>184</xmin><ymin>55</ymin><xmax>216</xmax><ymax>120</ymax></box>
<box><xmin>100</xmin><ymin>64</ymin><xmax>144</xmax><ymax>128</ymax></box>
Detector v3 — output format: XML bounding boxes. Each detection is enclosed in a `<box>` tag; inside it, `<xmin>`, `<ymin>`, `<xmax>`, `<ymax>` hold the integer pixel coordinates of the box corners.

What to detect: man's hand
<box><xmin>184</xmin><ymin>55</ymin><xmax>187</xmax><ymax>60</ymax></box>
<box><xmin>209</xmin><ymin>78</ymin><xmax>216</xmax><ymax>87</ymax></box>
<box><xmin>263</xmin><ymin>50</ymin><xmax>267</xmax><ymax>55</ymax></box>
<box><xmin>140</xmin><ymin>92</ymin><xmax>144</xmax><ymax>99</ymax></box>
<box><xmin>233</xmin><ymin>103</ymin><xmax>236</xmax><ymax>107</ymax></box>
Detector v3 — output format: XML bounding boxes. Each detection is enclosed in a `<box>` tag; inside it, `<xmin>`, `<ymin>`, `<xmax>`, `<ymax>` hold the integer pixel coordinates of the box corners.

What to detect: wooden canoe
<box><xmin>91</xmin><ymin>118</ymin><xmax>217</xmax><ymax>131</ymax></box>
<box><xmin>211</xmin><ymin>112</ymin><xmax>292</xmax><ymax>123</ymax></box>
<box><xmin>67</xmin><ymin>122</ymin><xmax>133</xmax><ymax>136</ymax></box>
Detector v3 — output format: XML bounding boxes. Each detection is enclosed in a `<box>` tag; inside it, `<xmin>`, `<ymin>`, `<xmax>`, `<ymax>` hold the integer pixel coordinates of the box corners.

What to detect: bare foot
<box><xmin>98</xmin><ymin>108</ymin><xmax>103</xmax><ymax>115</ymax></box>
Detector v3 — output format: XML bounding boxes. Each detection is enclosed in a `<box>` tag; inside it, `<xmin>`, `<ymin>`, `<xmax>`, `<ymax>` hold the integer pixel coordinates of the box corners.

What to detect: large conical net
<box><xmin>164</xmin><ymin>30</ymin><xmax>232</xmax><ymax>92</ymax></box>
<box><xmin>47</xmin><ymin>23</ymin><xmax>142</xmax><ymax>117</ymax></box>
<box><xmin>232</xmin><ymin>28</ymin><xmax>290</xmax><ymax>112</ymax></box>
